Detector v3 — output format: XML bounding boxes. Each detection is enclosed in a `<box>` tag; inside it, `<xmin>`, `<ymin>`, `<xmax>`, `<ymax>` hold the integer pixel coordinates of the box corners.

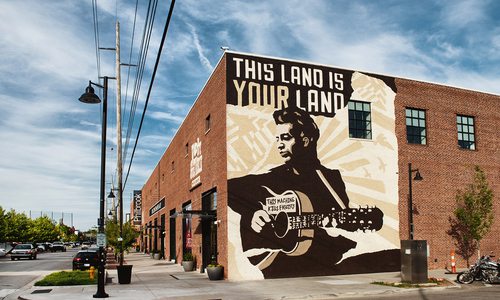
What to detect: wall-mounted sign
<box><xmin>133</xmin><ymin>190</ymin><xmax>142</xmax><ymax>225</ymax></box>
<box><xmin>149</xmin><ymin>198</ymin><xmax>165</xmax><ymax>216</ymax></box>
<box><xmin>190</xmin><ymin>137</ymin><xmax>202</xmax><ymax>188</ymax></box>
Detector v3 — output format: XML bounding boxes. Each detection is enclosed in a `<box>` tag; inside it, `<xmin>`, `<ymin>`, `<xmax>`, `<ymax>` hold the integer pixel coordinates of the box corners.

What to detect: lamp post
<box><xmin>408</xmin><ymin>162</ymin><xmax>423</xmax><ymax>240</ymax></box>
<box><xmin>107</xmin><ymin>188</ymin><xmax>118</xmax><ymax>221</ymax></box>
<box><xmin>79</xmin><ymin>77</ymin><xmax>110</xmax><ymax>298</ymax></box>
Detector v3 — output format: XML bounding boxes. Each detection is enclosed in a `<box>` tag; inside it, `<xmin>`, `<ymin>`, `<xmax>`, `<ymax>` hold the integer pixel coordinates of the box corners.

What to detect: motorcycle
<box><xmin>457</xmin><ymin>254</ymin><xmax>500</xmax><ymax>284</ymax></box>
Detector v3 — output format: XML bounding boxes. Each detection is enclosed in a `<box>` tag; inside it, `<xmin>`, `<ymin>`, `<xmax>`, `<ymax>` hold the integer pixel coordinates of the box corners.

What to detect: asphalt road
<box><xmin>0</xmin><ymin>248</ymin><xmax>77</xmax><ymax>298</ymax></box>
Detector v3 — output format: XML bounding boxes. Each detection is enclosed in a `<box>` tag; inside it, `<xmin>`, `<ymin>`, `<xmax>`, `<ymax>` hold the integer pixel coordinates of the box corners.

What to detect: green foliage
<box><xmin>0</xmin><ymin>206</ymin><xmax>5</xmax><ymax>241</ymax></box>
<box><xmin>105</xmin><ymin>219</ymin><xmax>139</xmax><ymax>255</ymax></box>
<box><xmin>34</xmin><ymin>270</ymin><xmax>97</xmax><ymax>286</ymax></box>
<box><xmin>448</xmin><ymin>166</ymin><xmax>494</xmax><ymax>265</ymax></box>
<box><xmin>0</xmin><ymin>206</ymin><xmax>74</xmax><ymax>243</ymax></box>
<box><xmin>183</xmin><ymin>252</ymin><xmax>193</xmax><ymax>261</ymax></box>
<box><xmin>3</xmin><ymin>209</ymin><xmax>31</xmax><ymax>242</ymax></box>
<box><xmin>29</xmin><ymin>216</ymin><xmax>58</xmax><ymax>242</ymax></box>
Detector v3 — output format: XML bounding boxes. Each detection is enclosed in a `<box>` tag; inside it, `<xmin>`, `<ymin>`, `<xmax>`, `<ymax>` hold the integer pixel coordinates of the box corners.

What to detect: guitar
<box><xmin>261</xmin><ymin>188</ymin><xmax>383</xmax><ymax>255</ymax></box>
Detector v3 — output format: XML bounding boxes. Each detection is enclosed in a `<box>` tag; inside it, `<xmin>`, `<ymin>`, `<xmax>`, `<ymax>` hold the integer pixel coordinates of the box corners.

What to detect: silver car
<box><xmin>11</xmin><ymin>244</ymin><xmax>37</xmax><ymax>260</ymax></box>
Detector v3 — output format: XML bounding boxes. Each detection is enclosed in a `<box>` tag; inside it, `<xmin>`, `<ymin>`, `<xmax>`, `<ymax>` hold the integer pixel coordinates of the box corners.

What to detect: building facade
<box><xmin>134</xmin><ymin>52</ymin><xmax>499</xmax><ymax>280</ymax></box>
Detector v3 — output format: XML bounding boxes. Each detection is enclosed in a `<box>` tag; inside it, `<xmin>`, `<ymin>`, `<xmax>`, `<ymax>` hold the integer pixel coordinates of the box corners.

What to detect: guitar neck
<box><xmin>288</xmin><ymin>212</ymin><xmax>337</xmax><ymax>230</ymax></box>
<box><xmin>287</xmin><ymin>207</ymin><xmax>381</xmax><ymax>232</ymax></box>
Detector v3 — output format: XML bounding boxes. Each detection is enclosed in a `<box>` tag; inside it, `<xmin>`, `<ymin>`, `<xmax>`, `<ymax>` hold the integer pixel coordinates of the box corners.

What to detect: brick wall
<box><xmin>141</xmin><ymin>55</ymin><xmax>228</xmax><ymax>274</ymax></box>
<box><xmin>395</xmin><ymin>78</ymin><xmax>500</xmax><ymax>269</ymax></box>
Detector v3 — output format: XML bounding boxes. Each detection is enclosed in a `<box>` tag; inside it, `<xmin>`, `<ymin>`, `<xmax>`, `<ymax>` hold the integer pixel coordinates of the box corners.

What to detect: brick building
<box><xmin>134</xmin><ymin>51</ymin><xmax>499</xmax><ymax>280</ymax></box>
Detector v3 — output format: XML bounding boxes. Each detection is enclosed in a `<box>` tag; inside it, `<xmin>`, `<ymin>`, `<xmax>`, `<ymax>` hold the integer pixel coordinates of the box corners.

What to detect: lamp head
<box><xmin>107</xmin><ymin>190</ymin><xmax>116</xmax><ymax>198</ymax></box>
<box><xmin>413</xmin><ymin>170</ymin><xmax>423</xmax><ymax>181</ymax></box>
<box><xmin>79</xmin><ymin>83</ymin><xmax>101</xmax><ymax>104</ymax></box>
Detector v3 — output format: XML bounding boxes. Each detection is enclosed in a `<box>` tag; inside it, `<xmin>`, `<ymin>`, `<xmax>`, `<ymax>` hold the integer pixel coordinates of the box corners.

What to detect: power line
<box><xmin>122</xmin><ymin>0</ymin><xmax>139</xmax><ymax>132</ymax></box>
<box><xmin>123</xmin><ymin>0</ymin><xmax>158</xmax><ymax>166</ymax></box>
<box><xmin>124</xmin><ymin>0</ymin><xmax>176</xmax><ymax>189</ymax></box>
<box><xmin>91</xmin><ymin>0</ymin><xmax>101</xmax><ymax>81</ymax></box>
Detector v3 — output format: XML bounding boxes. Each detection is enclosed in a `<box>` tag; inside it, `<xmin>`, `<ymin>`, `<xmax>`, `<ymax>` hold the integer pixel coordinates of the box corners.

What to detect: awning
<box><xmin>169</xmin><ymin>209</ymin><xmax>216</xmax><ymax>219</ymax></box>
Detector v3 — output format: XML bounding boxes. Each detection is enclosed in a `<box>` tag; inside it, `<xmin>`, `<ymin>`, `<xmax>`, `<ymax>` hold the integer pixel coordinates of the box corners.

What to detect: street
<box><xmin>0</xmin><ymin>248</ymin><xmax>76</xmax><ymax>299</ymax></box>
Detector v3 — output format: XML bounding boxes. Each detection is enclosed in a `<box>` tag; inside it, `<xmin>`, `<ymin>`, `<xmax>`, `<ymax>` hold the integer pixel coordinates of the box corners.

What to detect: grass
<box><xmin>34</xmin><ymin>270</ymin><xmax>97</xmax><ymax>286</ymax></box>
<box><xmin>372</xmin><ymin>277</ymin><xmax>452</xmax><ymax>288</ymax></box>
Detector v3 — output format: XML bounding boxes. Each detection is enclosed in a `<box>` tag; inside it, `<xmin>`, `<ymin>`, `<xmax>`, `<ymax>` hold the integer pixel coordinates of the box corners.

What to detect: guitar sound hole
<box><xmin>274</xmin><ymin>212</ymin><xmax>289</xmax><ymax>238</ymax></box>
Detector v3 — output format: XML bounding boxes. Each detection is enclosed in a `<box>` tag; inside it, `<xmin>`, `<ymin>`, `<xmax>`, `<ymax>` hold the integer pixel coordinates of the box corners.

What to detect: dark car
<box><xmin>10</xmin><ymin>244</ymin><xmax>37</xmax><ymax>260</ymax></box>
<box><xmin>50</xmin><ymin>242</ymin><xmax>66</xmax><ymax>252</ymax></box>
<box><xmin>72</xmin><ymin>250</ymin><xmax>99</xmax><ymax>270</ymax></box>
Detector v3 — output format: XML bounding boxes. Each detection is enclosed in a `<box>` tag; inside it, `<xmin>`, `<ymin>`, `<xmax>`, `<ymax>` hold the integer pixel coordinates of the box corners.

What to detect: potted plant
<box><xmin>153</xmin><ymin>249</ymin><xmax>161</xmax><ymax>260</ymax></box>
<box><xmin>181</xmin><ymin>252</ymin><xmax>195</xmax><ymax>272</ymax></box>
<box><xmin>105</xmin><ymin>219</ymin><xmax>139</xmax><ymax>284</ymax></box>
<box><xmin>206</xmin><ymin>255</ymin><xmax>223</xmax><ymax>280</ymax></box>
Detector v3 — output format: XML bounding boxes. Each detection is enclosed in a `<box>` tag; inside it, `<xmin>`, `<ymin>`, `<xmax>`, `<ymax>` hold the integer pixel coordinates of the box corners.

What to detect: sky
<box><xmin>0</xmin><ymin>0</ymin><xmax>499</xmax><ymax>231</ymax></box>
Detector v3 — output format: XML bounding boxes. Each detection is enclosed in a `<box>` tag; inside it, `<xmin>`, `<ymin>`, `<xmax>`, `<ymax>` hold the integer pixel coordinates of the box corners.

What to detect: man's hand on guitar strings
<box><xmin>251</xmin><ymin>210</ymin><xmax>271</xmax><ymax>233</ymax></box>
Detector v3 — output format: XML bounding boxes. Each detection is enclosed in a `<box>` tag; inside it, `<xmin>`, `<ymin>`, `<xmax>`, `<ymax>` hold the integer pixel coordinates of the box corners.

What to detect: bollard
<box><xmin>450</xmin><ymin>250</ymin><xmax>456</xmax><ymax>273</ymax></box>
<box><xmin>89</xmin><ymin>266</ymin><xmax>95</xmax><ymax>280</ymax></box>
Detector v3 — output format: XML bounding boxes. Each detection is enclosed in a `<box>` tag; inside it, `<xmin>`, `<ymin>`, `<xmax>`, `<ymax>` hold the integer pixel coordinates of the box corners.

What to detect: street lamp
<box><xmin>107</xmin><ymin>188</ymin><xmax>118</xmax><ymax>221</ymax></box>
<box><xmin>79</xmin><ymin>76</ymin><xmax>110</xmax><ymax>298</ymax></box>
<box><xmin>408</xmin><ymin>162</ymin><xmax>423</xmax><ymax>240</ymax></box>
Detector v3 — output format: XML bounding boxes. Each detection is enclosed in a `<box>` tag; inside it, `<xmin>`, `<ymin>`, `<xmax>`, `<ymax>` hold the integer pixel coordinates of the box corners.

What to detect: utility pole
<box><xmin>116</xmin><ymin>21</ymin><xmax>124</xmax><ymax>266</ymax></box>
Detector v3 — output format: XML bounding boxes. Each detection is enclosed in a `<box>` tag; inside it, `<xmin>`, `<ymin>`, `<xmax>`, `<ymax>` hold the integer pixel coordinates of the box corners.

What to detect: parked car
<box><xmin>10</xmin><ymin>244</ymin><xmax>37</xmax><ymax>260</ymax></box>
<box><xmin>81</xmin><ymin>242</ymin><xmax>91</xmax><ymax>250</ymax></box>
<box><xmin>72</xmin><ymin>250</ymin><xmax>99</xmax><ymax>271</ymax></box>
<box><xmin>36</xmin><ymin>245</ymin><xmax>45</xmax><ymax>253</ymax></box>
<box><xmin>40</xmin><ymin>242</ymin><xmax>52</xmax><ymax>251</ymax></box>
<box><xmin>50</xmin><ymin>242</ymin><xmax>66</xmax><ymax>252</ymax></box>
<box><xmin>0</xmin><ymin>248</ymin><xmax>6</xmax><ymax>257</ymax></box>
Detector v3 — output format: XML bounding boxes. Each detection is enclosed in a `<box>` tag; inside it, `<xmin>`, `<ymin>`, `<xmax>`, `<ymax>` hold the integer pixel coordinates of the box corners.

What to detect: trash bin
<box><xmin>117</xmin><ymin>265</ymin><xmax>133</xmax><ymax>284</ymax></box>
<box><xmin>400</xmin><ymin>240</ymin><xmax>428</xmax><ymax>283</ymax></box>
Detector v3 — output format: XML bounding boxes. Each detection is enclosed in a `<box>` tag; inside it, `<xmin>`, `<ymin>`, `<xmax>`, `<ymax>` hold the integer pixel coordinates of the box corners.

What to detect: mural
<box><xmin>226</xmin><ymin>53</ymin><xmax>400</xmax><ymax>280</ymax></box>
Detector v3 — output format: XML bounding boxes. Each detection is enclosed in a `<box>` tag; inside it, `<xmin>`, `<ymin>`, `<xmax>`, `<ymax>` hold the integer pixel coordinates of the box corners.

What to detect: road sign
<box><xmin>97</xmin><ymin>233</ymin><xmax>106</xmax><ymax>247</ymax></box>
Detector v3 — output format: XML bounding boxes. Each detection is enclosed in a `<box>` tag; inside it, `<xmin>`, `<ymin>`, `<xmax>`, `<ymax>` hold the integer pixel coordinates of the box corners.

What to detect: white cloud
<box><xmin>148</xmin><ymin>111</ymin><xmax>184</xmax><ymax>124</ymax></box>
<box><xmin>188</xmin><ymin>23</ymin><xmax>214</xmax><ymax>71</ymax></box>
<box><xmin>441</xmin><ymin>0</ymin><xmax>487</xmax><ymax>28</ymax></box>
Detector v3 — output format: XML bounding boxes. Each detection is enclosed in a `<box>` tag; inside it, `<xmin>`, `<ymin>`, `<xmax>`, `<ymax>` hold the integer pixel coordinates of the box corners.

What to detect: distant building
<box><xmin>133</xmin><ymin>51</ymin><xmax>499</xmax><ymax>280</ymax></box>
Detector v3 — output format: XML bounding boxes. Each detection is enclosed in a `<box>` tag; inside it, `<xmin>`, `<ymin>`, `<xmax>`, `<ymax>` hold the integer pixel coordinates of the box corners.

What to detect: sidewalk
<box><xmin>16</xmin><ymin>252</ymin><xmax>461</xmax><ymax>300</ymax></box>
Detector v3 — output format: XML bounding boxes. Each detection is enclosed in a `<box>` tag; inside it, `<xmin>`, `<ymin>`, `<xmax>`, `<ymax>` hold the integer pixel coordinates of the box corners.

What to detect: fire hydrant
<box><xmin>89</xmin><ymin>266</ymin><xmax>95</xmax><ymax>280</ymax></box>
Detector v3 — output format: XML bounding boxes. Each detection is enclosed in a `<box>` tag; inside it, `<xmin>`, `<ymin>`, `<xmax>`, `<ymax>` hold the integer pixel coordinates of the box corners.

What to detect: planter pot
<box><xmin>182</xmin><ymin>261</ymin><xmax>194</xmax><ymax>272</ymax></box>
<box><xmin>153</xmin><ymin>253</ymin><xmax>161</xmax><ymax>260</ymax></box>
<box><xmin>206</xmin><ymin>266</ymin><xmax>223</xmax><ymax>280</ymax></box>
<box><xmin>117</xmin><ymin>265</ymin><xmax>133</xmax><ymax>284</ymax></box>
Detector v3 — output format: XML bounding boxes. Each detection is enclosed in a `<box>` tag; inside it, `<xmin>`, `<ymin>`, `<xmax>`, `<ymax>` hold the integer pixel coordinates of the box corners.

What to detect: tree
<box><xmin>0</xmin><ymin>206</ymin><xmax>6</xmax><ymax>242</ymax></box>
<box><xmin>448</xmin><ymin>166</ymin><xmax>494</xmax><ymax>266</ymax></box>
<box><xmin>3</xmin><ymin>209</ymin><xmax>31</xmax><ymax>242</ymax></box>
<box><xmin>105</xmin><ymin>219</ymin><xmax>139</xmax><ymax>261</ymax></box>
<box><xmin>29</xmin><ymin>216</ymin><xmax>58</xmax><ymax>243</ymax></box>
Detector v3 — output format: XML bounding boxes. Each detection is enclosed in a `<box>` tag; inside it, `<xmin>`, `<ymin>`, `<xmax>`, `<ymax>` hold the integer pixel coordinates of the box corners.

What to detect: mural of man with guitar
<box><xmin>228</xmin><ymin>105</ymin><xmax>399</xmax><ymax>279</ymax></box>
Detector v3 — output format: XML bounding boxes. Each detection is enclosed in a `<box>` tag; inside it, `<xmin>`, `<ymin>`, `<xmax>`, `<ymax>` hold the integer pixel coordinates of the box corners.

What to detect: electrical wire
<box><xmin>122</xmin><ymin>0</ymin><xmax>139</xmax><ymax>136</ymax></box>
<box><xmin>92</xmin><ymin>0</ymin><xmax>101</xmax><ymax>82</ymax></box>
<box><xmin>123</xmin><ymin>0</ymin><xmax>157</xmax><ymax>166</ymax></box>
<box><xmin>123</xmin><ymin>0</ymin><xmax>176</xmax><ymax>189</ymax></box>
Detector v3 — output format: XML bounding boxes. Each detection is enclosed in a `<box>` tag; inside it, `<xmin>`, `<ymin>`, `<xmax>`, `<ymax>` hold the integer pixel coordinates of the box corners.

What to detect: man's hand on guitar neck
<box><xmin>251</xmin><ymin>210</ymin><xmax>271</xmax><ymax>233</ymax></box>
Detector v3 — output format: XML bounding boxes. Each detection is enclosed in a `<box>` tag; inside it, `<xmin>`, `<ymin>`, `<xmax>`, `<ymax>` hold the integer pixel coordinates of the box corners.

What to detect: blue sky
<box><xmin>0</xmin><ymin>0</ymin><xmax>499</xmax><ymax>231</ymax></box>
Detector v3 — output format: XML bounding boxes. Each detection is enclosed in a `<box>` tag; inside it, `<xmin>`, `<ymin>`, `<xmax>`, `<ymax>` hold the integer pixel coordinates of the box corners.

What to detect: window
<box><xmin>205</xmin><ymin>114</ymin><xmax>211</xmax><ymax>133</ymax></box>
<box><xmin>406</xmin><ymin>108</ymin><xmax>426</xmax><ymax>144</ymax></box>
<box><xmin>161</xmin><ymin>173</ymin><xmax>165</xmax><ymax>182</ymax></box>
<box><xmin>185</xmin><ymin>143</ymin><xmax>189</xmax><ymax>156</ymax></box>
<box><xmin>348</xmin><ymin>100</ymin><xmax>372</xmax><ymax>139</ymax></box>
<box><xmin>171</xmin><ymin>161</ymin><xmax>175</xmax><ymax>172</ymax></box>
<box><xmin>457</xmin><ymin>115</ymin><xmax>475</xmax><ymax>150</ymax></box>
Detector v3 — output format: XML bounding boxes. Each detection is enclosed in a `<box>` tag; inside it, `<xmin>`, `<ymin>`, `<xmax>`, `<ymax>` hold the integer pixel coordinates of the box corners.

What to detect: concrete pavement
<box><xmin>13</xmin><ymin>252</ymin><xmax>462</xmax><ymax>300</ymax></box>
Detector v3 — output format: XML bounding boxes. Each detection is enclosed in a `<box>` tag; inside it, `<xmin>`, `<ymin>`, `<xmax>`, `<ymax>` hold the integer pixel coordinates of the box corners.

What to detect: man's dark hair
<box><xmin>273</xmin><ymin>106</ymin><xmax>320</xmax><ymax>145</ymax></box>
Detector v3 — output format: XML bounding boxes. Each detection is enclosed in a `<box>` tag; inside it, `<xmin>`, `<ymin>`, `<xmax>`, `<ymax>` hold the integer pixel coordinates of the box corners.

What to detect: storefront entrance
<box><xmin>201</xmin><ymin>188</ymin><xmax>217</xmax><ymax>271</ymax></box>
<box><xmin>169</xmin><ymin>209</ymin><xmax>176</xmax><ymax>261</ymax></box>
